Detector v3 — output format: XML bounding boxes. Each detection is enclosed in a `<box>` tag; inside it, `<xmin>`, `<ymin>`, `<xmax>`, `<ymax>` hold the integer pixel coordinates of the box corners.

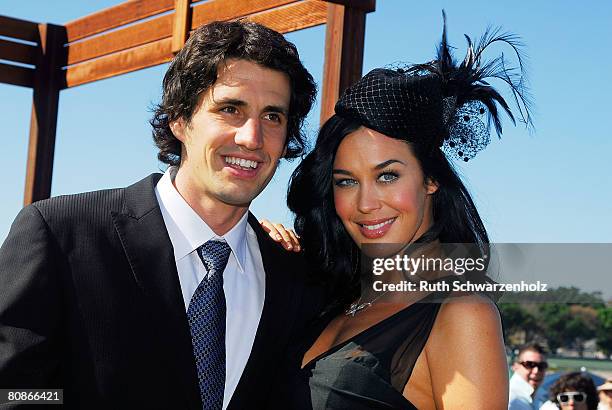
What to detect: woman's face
<box><xmin>332</xmin><ymin>127</ymin><xmax>438</xmax><ymax>252</ymax></box>
<box><xmin>557</xmin><ymin>390</ymin><xmax>588</xmax><ymax>410</ymax></box>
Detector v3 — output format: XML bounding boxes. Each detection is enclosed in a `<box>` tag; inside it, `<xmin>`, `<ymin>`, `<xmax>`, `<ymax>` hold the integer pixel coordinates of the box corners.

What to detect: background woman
<box><xmin>540</xmin><ymin>372</ymin><xmax>599</xmax><ymax>410</ymax></box>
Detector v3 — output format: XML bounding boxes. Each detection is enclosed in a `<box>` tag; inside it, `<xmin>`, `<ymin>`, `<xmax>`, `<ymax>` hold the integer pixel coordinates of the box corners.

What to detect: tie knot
<box><xmin>197</xmin><ymin>240</ymin><xmax>231</xmax><ymax>277</ymax></box>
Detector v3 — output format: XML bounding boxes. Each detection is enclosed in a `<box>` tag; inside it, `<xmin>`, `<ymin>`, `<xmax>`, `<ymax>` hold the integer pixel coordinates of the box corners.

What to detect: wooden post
<box><xmin>320</xmin><ymin>2</ymin><xmax>367</xmax><ymax>124</ymax></box>
<box><xmin>171</xmin><ymin>0</ymin><xmax>191</xmax><ymax>54</ymax></box>
<box><xmin>24</xmin><ymin>23</ymin><xmax>66</xmax><ymax>205</ymax></box>
<box><xmin>3</xmin><ymin>0</ymin><xmax>374</xmax><ymax>205</ymax></box>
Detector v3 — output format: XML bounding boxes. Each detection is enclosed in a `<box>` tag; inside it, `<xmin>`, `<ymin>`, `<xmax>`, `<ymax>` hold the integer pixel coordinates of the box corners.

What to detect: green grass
<box><xmin>507</xmin><ymin>355</ymin><xmax>612</xmax><ymax>377</ymax></box>
<box><xmin>547</xmin><ymin>357</ymin><xmax>612</xmax><ymax>372</ymax></box>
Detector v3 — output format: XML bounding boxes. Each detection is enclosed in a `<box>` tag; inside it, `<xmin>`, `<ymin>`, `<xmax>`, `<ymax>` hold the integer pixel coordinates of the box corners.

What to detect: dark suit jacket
<box><xmin>0</xmin><ymin>174</ymin><xmax>326</xmax><ymax>409</ymax></box>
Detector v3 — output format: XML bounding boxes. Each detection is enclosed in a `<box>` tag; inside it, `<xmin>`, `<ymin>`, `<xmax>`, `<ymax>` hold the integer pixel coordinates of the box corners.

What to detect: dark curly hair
<box><xmin>150</xmin><ymin>20</ymin><xmax>317</xmax><ymax>165</ymax></box>
<box><xmin>550</xmin><ymin>372</ymin><xmax>599</xmax><ymax>410</ymax></box>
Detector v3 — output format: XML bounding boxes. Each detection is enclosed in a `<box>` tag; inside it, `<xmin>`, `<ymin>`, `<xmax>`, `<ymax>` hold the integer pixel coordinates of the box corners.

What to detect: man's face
<box><xmin>171</xmin><ymin>58</ymin><xmax>291</xmax><ymax>207</ymax></box>
<box><xmin>512</xmin><ymin>350</ymin><xmax>547</xmax><ymax>390</ymax></box>
<box><xmin>599</xmin><ymin>389</ymin><xmax>612</xmax><ymax>408</ymax></box>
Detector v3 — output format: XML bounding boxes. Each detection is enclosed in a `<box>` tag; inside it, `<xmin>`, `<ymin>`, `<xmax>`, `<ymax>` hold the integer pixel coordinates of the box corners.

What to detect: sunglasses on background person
<box><xmin>519</xmin><ymin>360</ymin><xmax>549</xmax><ymax>371</ymax></box>
<box><xmin>557</xmin><ymin>391</ymin><xmax>587</xmax><ymax>404</ymax></box>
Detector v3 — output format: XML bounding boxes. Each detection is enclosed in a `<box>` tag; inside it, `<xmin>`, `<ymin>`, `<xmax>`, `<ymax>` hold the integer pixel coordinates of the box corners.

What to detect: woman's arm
<box><xmin>426</xmin><ymin>294</ymin><xmax>508</xmax><ymax>410</ymax></box>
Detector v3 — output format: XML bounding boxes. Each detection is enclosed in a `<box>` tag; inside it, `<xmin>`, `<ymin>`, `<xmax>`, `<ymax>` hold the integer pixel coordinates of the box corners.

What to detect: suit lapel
<box><xmin>228</xmin><ymin>213</ymin><xmax>304</xmax><ymax>408</ymax></box>
<box><xmin>111</xmin><ymin>174</ymin><xmax>201</xmax><ymax>409</ymax></box>
<box><xmin>112</xmin><ymin>177</ymin><xmax>303</xmax><ymax>408</ymax></box>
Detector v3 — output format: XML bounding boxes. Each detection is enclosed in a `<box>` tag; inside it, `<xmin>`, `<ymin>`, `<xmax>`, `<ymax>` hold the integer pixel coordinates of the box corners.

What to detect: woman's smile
<box><xmin>355</xmin><ymin>217</ymin><xmax>397</xmax><ymax>239</ymax></box>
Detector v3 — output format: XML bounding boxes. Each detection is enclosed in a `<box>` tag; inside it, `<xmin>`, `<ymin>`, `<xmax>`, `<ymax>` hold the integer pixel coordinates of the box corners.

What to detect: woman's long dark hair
<box><xmin>287</xmin><ymin>114</ymin><xmax>490</xmax><ymax>307</ymax></box>
<box><xmin>288</xmin><ymin>14</ymin><xmax>533</xmax><ymax>308</ymax></box>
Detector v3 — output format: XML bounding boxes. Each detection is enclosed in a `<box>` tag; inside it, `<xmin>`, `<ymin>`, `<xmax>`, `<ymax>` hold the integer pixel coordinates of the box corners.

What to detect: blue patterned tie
<box><xmin>188</xmin><ymin>240</ymin><xmax>231</xmax><ymax>409</ymax></box>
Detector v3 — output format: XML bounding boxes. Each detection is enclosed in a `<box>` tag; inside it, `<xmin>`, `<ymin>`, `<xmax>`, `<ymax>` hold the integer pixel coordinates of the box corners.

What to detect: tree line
<box><xmin>498</xmin><ymin>286</ymin><xmax>612</xmax><ymax>356</ymax></box>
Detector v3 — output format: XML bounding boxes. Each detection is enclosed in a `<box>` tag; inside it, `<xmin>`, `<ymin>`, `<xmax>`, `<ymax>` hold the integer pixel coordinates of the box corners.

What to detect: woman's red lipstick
<box><xmin>356</xmin><ymin>217</ymin><xmax>396</xmax><ymax>239</ymax></box>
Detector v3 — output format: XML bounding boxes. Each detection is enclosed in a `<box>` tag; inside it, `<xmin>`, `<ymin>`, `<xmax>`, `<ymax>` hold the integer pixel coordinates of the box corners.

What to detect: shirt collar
<box><xmin>221</xmin><ymin>210</ymin><xmax>248</xmax><ymax>274</ymax></box>
<box><xmin>155</xmin><ymin>166</ymin><xmax>248</xmax><ymax>273</ymax></box>
<box><xmin>510</xmin><ymin>372</ymin><xmax>534</xmax><ymax>400</ymax></box>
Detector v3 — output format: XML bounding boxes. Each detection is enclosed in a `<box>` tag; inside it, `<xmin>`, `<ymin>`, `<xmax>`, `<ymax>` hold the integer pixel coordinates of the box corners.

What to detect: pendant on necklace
<box><xmin>345</xmin><ymin>302</ymin><xmax>372</xmax><ymax>317</ymax></box>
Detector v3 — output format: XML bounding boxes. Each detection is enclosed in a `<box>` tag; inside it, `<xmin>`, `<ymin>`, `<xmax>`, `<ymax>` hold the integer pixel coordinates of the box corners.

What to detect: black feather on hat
<box><xmin>335</xmin><ymin>11</ymin><xmax>533</xmax><ymax>162</ymax></box>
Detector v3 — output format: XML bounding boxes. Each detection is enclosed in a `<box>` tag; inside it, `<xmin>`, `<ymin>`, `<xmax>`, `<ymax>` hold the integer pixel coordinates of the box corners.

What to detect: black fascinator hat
<box><xmin>335</xmin><ymin>11</ymin><xmax>533</xmax><ymax>162</ymax></box>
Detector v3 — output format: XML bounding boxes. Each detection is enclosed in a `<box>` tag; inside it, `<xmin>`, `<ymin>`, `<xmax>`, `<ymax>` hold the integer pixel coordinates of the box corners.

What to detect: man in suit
<box><xmin>0</xmin><ymin>20</ymin><xmax>322</xmax><ymax>409</ymax></box>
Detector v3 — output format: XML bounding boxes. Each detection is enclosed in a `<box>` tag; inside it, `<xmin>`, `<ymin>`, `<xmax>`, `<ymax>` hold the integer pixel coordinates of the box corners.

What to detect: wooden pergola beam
<box><xmin>245</xmin><ymin>0</ymin><xmax>327</xmax><ymax>32</ymax></box>
<box><xmin>189</xmin><ymin>0</ymin><xmax>299</xmax><ymax>28</ymax></box>
<box><xmin>64</xmin><ymin>0</ymin><xmax>175</xmax><ymax>43</ymax></box>
<box><xmin>320</xmin><ymin>0</ymin><xmax>375</xmax><ymax>12</ymax></box>
<box><xmin>0</xmin><ymin>39</ymin><xmax>37</xmax><ymax>65</ymax></box>
<box><xmin>67</xmin><ymin>0</ymin><xmax>310</xmax><ymax>65</ymax></box>
<box><xmin>66</xmin><ymin>13</ymin><xmax>173</xmax><ymax>66</ymax></box>
<box><xmin>320</xmin><ymin>2</ymin><xmax>367</xmax><ymax>124</ymax></box>
<box><xmin>0</xmin><ymin>0</ymin><xmax>375</xmax><ymax>205</ymax></box>
<box><xmin>0</xmin><ymin>63</ymin><xmax>34</xmax><ymax>88</ymax></box>
<box><xmin>66</xmin><ymin>0</ymin><xmax>304</xmax><ymax>67</ymax></box>
<box><xmin>64</xmin><ymin>0</ymin><xmax>302</xmax><ymax>44</ymax></box>
<box><xmin>0</xmin><ymin>15</ymin><xmax>40</xmax><ymax>42</ymax></box>
<box><xmin>0</xmin><ymin>17</ymin><xmax>38</xmax><ymax>89</ymax></box>
<box><xmin>66</xmin><ymin>38</ymin><xmax>173</xmax><ymax>88</ymax></box>
<box><xmin>64</xmin><ymin>0</ymin><xmax>328</xmax><ymax>88</ymax></box>
<box><xmin>23</xmin><ymin>23</ymin><xmax>66</xmax><ymax>205</ymax></box>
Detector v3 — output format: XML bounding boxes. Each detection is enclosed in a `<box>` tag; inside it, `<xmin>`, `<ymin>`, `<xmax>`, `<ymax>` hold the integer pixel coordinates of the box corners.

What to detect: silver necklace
<box><xmin>345</xmin><ymin>291</ymin><xmax>388</xmax><ymax>317</ymax></box>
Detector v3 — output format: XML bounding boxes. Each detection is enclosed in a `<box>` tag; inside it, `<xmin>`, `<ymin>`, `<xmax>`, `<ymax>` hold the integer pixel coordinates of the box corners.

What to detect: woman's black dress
<box><xmin>285</xmin><ymin>293</ymin><xmax>444</xmax><ymax>409</ymax></box>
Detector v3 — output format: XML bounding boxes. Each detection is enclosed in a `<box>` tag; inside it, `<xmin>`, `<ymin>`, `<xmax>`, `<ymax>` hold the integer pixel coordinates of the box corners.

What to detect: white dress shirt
<box><xmin>539</xmin><ymin>401</ymin><xmax>559</xmax><ymax>410</ymax></box>
<box><xmin>509</xmin><ymin>372</ymin><xmax>536</xmax><ymax>410</ymax></box>
<box><xmin>155</xmin><ymin>167</ymin><xmax>265</xmax><ymax>409</ymax></box>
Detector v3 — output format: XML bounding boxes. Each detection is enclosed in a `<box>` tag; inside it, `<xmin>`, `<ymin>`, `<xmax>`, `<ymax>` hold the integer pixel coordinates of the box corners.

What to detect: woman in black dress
<box><xmin>264</xmin><ymin>16</ymin><xmax>532</xmax><ymax>409</ymax></box>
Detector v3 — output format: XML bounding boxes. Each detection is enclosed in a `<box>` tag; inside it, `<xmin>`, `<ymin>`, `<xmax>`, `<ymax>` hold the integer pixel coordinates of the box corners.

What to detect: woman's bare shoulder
<box><xmin>439</xmin><ymin>292</ymin><xmax>500</xmax><ymax>321</ymax></box>
<box><xmin>424</xmin><ymin>293</ymin><xmax>508</xmax><ymax>409</ymax></box>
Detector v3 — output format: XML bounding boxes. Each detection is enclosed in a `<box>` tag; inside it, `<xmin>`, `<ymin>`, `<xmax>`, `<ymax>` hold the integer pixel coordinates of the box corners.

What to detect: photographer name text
<box><xmin>372</xmin><ymin>280</ymin><xmax>549</xmax><ymax>293</ymax></box>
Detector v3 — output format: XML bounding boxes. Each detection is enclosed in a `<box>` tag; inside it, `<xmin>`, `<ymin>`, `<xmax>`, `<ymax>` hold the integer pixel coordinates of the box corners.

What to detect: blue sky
<box><xmin>1</xmin><ymin>0</ymin><xmax>611</xmax><ymax>245</ymax></box>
